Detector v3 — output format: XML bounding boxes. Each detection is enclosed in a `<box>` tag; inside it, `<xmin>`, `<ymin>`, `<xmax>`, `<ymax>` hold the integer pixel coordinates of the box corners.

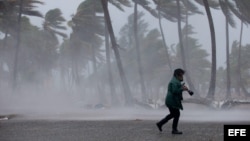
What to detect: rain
<box><xmin>0</xmin><ymin>0</ymin><xmax>250</xmax><ymax>140</ymax></box>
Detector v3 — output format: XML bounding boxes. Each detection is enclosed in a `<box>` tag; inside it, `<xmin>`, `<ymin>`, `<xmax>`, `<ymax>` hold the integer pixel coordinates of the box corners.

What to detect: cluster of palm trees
<box><xmin>0</xmin><ymin>0</ymin><xmax>66</xmax><ymax>89</ymax></box>
<box><xmin>0</xmin><ymin>0</ymin><xmax>250</xmax><ymax>108</ymax></box>
<box><xmin>101</xmin><ymin>0</ymin><xmax>250</xmax><ymax>106</ymax></box>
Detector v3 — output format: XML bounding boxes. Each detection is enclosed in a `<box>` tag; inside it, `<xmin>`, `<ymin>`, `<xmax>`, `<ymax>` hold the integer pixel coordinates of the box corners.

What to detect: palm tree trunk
<box><xmin>69</xmin><ymin>37</ymin><xmax>79</xmax><ymax>87</ymax></box>
<box><xmin>203</xmin><ymin>0</ymin><xmax>216</xmax><ymax>99</ymax></box>
<box><xmin>238</xmin><ymin>21</ymin><xmax>250</xmax><ymax>97</ymax></box>
<box><xmin>176</xmin><ymin>0</ymin><xmax>197</xmax><ymax>96</ymax></box>
<box><xmin>185</xmin><ymin>7</ymin><xmax>189</xmax><ymax>68</ymax></box>
<box><xmin>157</xmin><ymin>3</ymin><xmax>172</xmax><ymax>72</ymax></box>
<box><xmin>225</xmin><ymin>10</ymin><xmax>231</xmax><ymax>99</ymax></box>
<box><xmin>13</xmin><ymin>0</ymin><xmax>24</xmax><ymax>89</ymax></box>
<box><xmin>134</xmin><ymin>3</ymin><xmax>147</xmax><ymax>103</ymax></box>
<box><xmin>237</xmin><ymin>21</ymin><xmax>243</xmax><ymax>96</ymax></box>
<box><xmin>101</xmin><ymin>0</ymin><xmax>133</xmax><ymax>105</ymax></box>
<box><xmin>105</xmin><ymin>23</ymin><xmax>118</xmax><ymax>105</ymax></box>
<box><xmin>177</xmin><ymin>0</ymin><xmax>186</xmax><ymax>70</ymax></box>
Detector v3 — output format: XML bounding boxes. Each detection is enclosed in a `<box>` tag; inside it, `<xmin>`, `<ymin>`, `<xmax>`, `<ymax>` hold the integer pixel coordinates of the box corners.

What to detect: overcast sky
<box><xmin>30</xmin><ymin>0</ymin><xmax>250</xmax><ymax>69</ymax></box>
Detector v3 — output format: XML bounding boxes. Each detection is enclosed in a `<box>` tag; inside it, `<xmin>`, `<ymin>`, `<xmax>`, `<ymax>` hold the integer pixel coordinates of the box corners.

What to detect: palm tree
<box><xmin>176</xmin><ymin>25</ymin><xmax>211</xmax><ymax>95</ymax></box>
<box><xmin>12</xmin><ymin>0</ymin><xmax>43</xmax><ymax>89</ymax></box>
<box><xmin>230</xmin><ymin>41</ymin><xmax>250</xmax><ymax>96</ymax></box>
<box><xmin>105</xmin><ymin>23</ymin><xmax>117</xmax><ymax>105</ymax></box>
<box><xmin>13</xmin><ymin>0</ymin><xmax>26</xmax><ymax>88</ymax></box>
<box><xmin>154</xmin><ymin>0</ymin><xmax>175</xmax><ymax>72</ymax></box>
<box><xmin>203</xmin><ymin>0</ymin><xmax>216</xmax><ymax>99</ymax></box>
<box><xmin>0</xmin><ymin>0</ymin><xmax>43</xmax><ymax>48</ymax></box>
<box><xmin>43</xmin><ymin>8</ymin><xmax>67</xmax><ymax>39</ymax></box>
<box><xmin>154</xmin><ymin>0</ymin><xmax>202</xmax><ymax>96</ymax></box>
<box><xmin>237</xmin><ymin>22</ymin><xmax>250</xmax><ymax>96</ymax></box>
<box><xmin>98</xmin><ymin>1</ymin><xmax>117</xmax><ymax>105</ymax></box>
<box><xmin>233</xmin><ymin>0</ymin><xmax>250</xmax><ymax>23</ymax></box>
<box><xmin>101</xmin><ymin>0</ymin><xmax>134</xmax><ymax>105</ymax></box>
<box><xmin>194</xmin><ymin>0</ymin><xmax>217</xmax><ymax>99</ymax></box>
<box><xmin>176</xmin><ymin>0</ymin><xmax>199</xmax><ymax>97</ymax></box>
<box><xmin>42</xmin><ymin>8</ymin><xmax>67</xmax><ymax>86</ymax></box>
<box><xmin>43</xmin><ymin>8</ymin><xmax>67</xmax><ymax>62</ymax></box>
<box><xmin>238</xmin><ymin>26</ymin><xmax>250</xmax><ymax>97</ymax></box>
<box><xmin>131</xmin><ymin>0</ymin><xmax>161</xmax><ymax>103</ymax></box>
<box><xmin>17</xmin><ymin>17</ymin><xmax>50</xmax><ymax>85</ymax></box>
<box><xmin>70</xmin><ymin>1</ymin><xmax>109</xmax><ymax>101</ymax></box>
<box><xmin>232</xmin><ymin>0</ymin><xmax>250</xmax><ymax>96</ymax></box>
<box><xmin>238</xmin><ymin>22</ymin><xmax>243</xmax><ymax>95</ymax></box>
<box><xmin>214</xmin><ymin>0</ymin><xmax>250</xmax><ymax>97</ymax></box>
<box><xmin>118</xmin><ymin>11</ymin><xmax>149</xmax><ymax>103</ymax></box>
<box><xmin>0</xmin><ymin>0</ymin><xmax>13</xmax><ymax>49</ymax></box>
<box><xmin>69</xmin><ymin>0</ymin><xmax>105</xmax><ymax>86</ymax></box>
<box><xmin>139</xmin><ymin>29</ymin><xmax>173</xmax><ymax>104</ymax></box>
<box><xmin>133</xmin><ymin>3</ymin><xmax>146</xmax><ymax>102</ymax></box>
<box><xmin>218</xmin><ymin>0</ymin><xmax>237</xmax><ymax>99</ymax></box>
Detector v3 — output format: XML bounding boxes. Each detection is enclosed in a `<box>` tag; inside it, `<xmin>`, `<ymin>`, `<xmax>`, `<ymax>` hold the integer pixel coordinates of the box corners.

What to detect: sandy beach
<box><xmin>1</xmin><ymin>118</ymin><xmax>250</xmax><ymax>141</ymax></box>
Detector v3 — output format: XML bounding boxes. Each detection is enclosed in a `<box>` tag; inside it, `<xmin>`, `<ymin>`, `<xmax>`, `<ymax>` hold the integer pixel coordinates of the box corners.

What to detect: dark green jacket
<box><xmin>165</xmin><ymin>77</ymin><xmax>184</xmax><ymax>110</ymax></box>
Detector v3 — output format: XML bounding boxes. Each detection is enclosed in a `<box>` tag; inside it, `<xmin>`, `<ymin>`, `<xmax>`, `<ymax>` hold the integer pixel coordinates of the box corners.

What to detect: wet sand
<box><xmin>1</xmin><ymin>119</ymin><xmax>249</xmax><ymax>141</ymax></box>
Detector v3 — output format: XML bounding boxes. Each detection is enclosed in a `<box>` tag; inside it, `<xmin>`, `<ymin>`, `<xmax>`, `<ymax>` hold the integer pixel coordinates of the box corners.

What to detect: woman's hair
<box><xmin>173</xmin><ymin>68</ymin><xmax>185</xmax><ymax>77</ymax></box>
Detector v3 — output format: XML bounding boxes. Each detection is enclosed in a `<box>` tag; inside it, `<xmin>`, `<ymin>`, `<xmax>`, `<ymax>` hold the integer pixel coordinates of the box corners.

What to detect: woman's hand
<box><xmin>182</xmin><ymin>85</ymin><xmax>189</xmax><ymax>91</ymax></box>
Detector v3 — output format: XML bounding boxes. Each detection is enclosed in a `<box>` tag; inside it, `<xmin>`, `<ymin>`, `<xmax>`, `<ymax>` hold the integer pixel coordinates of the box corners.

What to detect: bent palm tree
<box><xmin>133</xmin><ymin>3</ymin><xmax>147</xmax><ymax>102</ymax></box>
<box><xmin>101</xmin><ymin>0</ymin><xmax>134</xmax><ymax>105</ymax></box>
<box><xmin>176</xmin><ymin>0</ymin><xmax>200</xmax><ymax>97</ymax></box>
<box><xmin>13</xmin><ymin>0</ymin><xmax>43</xmax><ymax>89</ymax></box>
<box><xmin>42</xmin><ymin>8</ymin><xmax>67</xmax><ymax>85</ymax></box>
<box><xmin>232</xmin><ymin>0</ymin><xmax>250</xmax><ymax>96</ymax></box>
<box><xmin>219</xmin><ymin>0</ymin><xmax>237</xmax><ymax>99</ymax></box>
<box><xmin>203</xmin><ymin>0</ymin><xmax>216</xmax><ymax>99</ymax></box>
<box><xmin>154</xmin><ymin>0</ymin><xmax>175</xmax><ymax>72</ymax></box>
<box><xmin>195</xmin><ymin>0</ymin><xmax>217</xmax><ymax>99</ymax></box>
<box><xmin>131</xmin><ymin>0</ymin><xmax>160</xmax><ymax>103</ymax></box>
<box><xmin>43</xmin><ymin>8</ymin><xmax>67</xmax><ymax>39</ymax></box>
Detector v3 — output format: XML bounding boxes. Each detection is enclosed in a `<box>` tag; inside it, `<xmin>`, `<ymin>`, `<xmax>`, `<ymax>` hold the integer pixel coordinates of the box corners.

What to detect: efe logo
<box><xmin>228</xmin><ymin>129</ymin><xmax>246</xmax><ymax>136</ymax></box>
<box><xmin>224</xmin><ymin>125</ymin><xmax>250</xmax><ymax>141</ymax></box>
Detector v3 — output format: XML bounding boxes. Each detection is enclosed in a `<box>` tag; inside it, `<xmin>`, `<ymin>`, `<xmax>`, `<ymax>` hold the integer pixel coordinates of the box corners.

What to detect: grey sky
<box><xmin>30</xmin><ymin>0</ymin><xmax>250</xmax><ymax>69</ymax></box>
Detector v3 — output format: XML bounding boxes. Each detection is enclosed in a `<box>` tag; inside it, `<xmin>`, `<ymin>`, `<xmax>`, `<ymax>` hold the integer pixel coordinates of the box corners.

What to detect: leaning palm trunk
<box><xmin>222</xmin><ymin>0</ymin><xmax>231</xmax><ymax>99</ymax></box>
<box><xmin>225</xmin><ymin>13</ymin><xmax>231</xmax><ymax>99</ymax></box>
<box><xmin>13</xmin><ymin>0</ymin><xmax>24</xmax><ymax>89</ymax></box>
<box><xmin>101</xmin><ymin>0</ymin><xmax>133</xmax><ymax>105</ymax></box>
<box><xmin>203</xmin><ymin>0</ymin><xmax>216</xmax><ymax>99</ymax></box>
<box><xmin>134</xmin><ymin>3</ymin><xmax>147</xmax><ymax>102</ymax></box>
<box><xmin>105</xmin><ymin>23</ymin><xmax>118</xmax><ymax>105</ymax></box>
<box><xmin>176</xmin><ymin>0</ymin><xmax>197</xmax><ymax>96</ymax></box>
<box><xmin>183</xmin><ymin>4</ymin><xmax>200</xmax><ymax>96</ymax></box>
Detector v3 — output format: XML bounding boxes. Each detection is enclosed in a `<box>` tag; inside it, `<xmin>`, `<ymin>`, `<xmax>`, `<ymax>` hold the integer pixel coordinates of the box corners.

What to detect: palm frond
<box><xmin>108</xmin><ymin>0</ymin><xmax>131</xmax><ymax>12</ymax></box>
<box><xmin>181</xmin><ymin>0</ymin><xmax>203</xmax><ymax>15</ymax></box>
<box><xmin>134</xmin><ymin>0</ymin><xmax>158</xmax><ymax>17</ymax></box>
<box><xmin>219</xmin><ymin>0</ymin><xmax>236</xmax><ymax>28</ymax></box>
<box><xmin>22</xmin><ymin>10</ymin><xmax>43</xmax><ymax>18</ymax></box>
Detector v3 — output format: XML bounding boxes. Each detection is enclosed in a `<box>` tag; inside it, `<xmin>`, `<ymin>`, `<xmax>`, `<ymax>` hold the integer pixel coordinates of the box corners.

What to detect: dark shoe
<box><xmin>172</xmin><ymin>130</ymin><xmax>183</xmax><ymax>134</ymax></box>
<box><xmin>156</xmin><ymin>123</ymin><xmax>162</xmax><ymax>132</ymax></box>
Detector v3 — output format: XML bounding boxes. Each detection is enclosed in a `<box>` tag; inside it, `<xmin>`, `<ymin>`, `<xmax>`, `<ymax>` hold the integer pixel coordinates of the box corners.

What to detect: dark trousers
<box><xmin>157</xmin><ymin>106</ymin><xmax>180</xmax><ymax>131</ymax></box>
